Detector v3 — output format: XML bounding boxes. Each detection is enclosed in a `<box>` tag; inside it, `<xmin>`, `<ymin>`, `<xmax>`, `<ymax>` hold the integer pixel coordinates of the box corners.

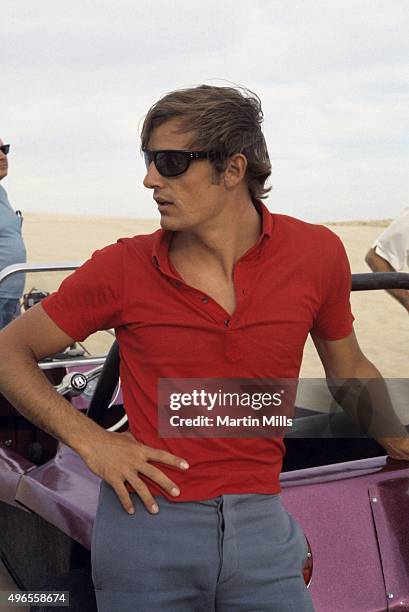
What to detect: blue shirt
<box><xmin>0</xmin><ymin>183</ymin><xmax>26</xmax><ymax>298</ymax></box>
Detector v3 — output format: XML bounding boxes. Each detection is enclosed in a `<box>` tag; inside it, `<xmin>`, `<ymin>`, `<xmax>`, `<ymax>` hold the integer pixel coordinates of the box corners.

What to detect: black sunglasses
<box><xmin>0</xmin><ymin>144</ymin><xmax>10</xmax><ymax>155</ymax></box>
<box><xmin>143</xmin><ymin>149</ymin><xmax>215</xmax><ymax>177</ymax></box>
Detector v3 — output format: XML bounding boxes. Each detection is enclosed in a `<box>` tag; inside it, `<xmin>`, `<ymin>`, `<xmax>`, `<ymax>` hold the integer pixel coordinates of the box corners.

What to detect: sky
<box><xmin>1</xmin><ymin>0</ymin><xmax>408</xmax><ymax>222</ymax></box>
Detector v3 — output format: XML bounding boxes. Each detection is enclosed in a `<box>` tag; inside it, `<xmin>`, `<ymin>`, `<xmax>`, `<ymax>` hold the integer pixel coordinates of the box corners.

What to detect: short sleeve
<box><xmin>372</xmin><ymin>208</ymin><xmax>409</xmax><ymax>271</ymax></box>
<box><xmin>41</xmin><ymin>241</ymin><xmax>125</xmax><ymax>341</ymax></box>
<box><xmin>310</xmin><ymin>232</ymin><xmax>355</xmax><ymax>341</ymax></box>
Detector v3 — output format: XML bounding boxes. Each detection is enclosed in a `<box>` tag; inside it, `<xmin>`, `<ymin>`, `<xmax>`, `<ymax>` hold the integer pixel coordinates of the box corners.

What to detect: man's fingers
<box><xmin>124</xmin><ymin>476</ymin><xmax>159</xmax><ymax>514</ymax></box>
<box><xmin>119</xmin><ymin>432</ymin><xmax>189</xmax><ymax>469</ymax></box>
<box><xmin>140</xmin><ymin>464</ymin><xmax>181</xmax><ymax>497</ymax></box>
<box><xmin>144</xmin><ymin>446</ymin><xmax>190</xmax><ymax>470</ymax></box>
<box><xmin>88</xmin><ymin>433</ymin><xmax>190</xmax><ymax>513</ymax></box>
<box><xmin>112</xmin><ymin>481</ymin><xmax>136</xmax><ymax>515</ymax></box>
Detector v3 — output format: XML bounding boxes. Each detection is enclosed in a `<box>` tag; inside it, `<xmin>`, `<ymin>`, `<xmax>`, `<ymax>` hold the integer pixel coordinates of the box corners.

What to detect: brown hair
<box><xmin>140</xmin><ymin>84</ymin><xmax>272</xmax><ymax>200</ymax></box>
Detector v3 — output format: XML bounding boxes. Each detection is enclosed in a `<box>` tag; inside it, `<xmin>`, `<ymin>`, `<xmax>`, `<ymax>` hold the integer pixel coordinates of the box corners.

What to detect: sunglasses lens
<box><xmin>1</xmin><ymin>145</ymin><xmax>10</xmax><ymax>155</ymax></box>
<box><xmin>143</xmin><ymin>150</ymin><xmax>153</xmax><ymax>169</ymax></box>
<box><xmin>156</xmin><ymin>152</ymin><xmax>188</xmax><ymax>177</ymax></box>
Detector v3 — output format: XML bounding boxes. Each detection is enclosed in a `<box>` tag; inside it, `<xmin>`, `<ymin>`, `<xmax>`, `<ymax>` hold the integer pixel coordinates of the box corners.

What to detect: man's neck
<box><xmin>170</xmin><ymin>196</ymin><xmax>262</xmax><ymax>281</ymax></box>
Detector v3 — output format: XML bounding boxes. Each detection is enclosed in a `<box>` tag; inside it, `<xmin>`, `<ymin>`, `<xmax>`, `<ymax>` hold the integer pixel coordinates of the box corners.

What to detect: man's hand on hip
<box><xmin>80</xmin><ymin>430</ymin><xmax>189</xmax><ymax>515</ymax></box>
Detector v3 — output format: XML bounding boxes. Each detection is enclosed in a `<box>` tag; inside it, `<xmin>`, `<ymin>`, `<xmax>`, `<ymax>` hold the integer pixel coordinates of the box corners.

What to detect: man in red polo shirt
<box><xmin>0</xmin><ymin>85</ymin><xmax>408</xmax><ymax>611</ymax></box>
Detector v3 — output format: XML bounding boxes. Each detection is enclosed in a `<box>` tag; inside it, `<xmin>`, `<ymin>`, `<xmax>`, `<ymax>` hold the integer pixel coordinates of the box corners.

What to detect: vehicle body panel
<box><xmin>281</xmin><ymin>456</ymin><xmax>409</xmax><ymax>611</ymax></box>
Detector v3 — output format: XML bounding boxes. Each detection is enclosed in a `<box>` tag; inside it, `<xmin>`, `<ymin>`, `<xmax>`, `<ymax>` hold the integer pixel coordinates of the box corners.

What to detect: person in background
<box><xmin>0</xmin><ymin>139</ymin><xmax>27</xmax><ymax>329</ymax></box>
<box><xmin>365</xmin><ymin>208</ymin><xmax>409</xmax><ymax>313</ymax></box>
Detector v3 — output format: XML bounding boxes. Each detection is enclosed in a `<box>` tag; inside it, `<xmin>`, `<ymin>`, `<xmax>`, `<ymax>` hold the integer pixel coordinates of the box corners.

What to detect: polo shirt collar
<box><xmin>254</xmin><ymin>198</ymin><xmax>273</xmax><ymax>241</ymax></box>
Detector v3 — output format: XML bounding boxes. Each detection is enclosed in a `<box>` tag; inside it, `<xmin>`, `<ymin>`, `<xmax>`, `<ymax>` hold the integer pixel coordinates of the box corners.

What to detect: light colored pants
<box><xmin>92</xmin><ymin>481</ymin><xmax>315</xmax><ymax>611</ymax></box>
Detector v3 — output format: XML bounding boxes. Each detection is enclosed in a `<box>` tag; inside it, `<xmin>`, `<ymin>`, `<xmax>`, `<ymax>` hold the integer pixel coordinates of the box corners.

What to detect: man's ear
<box><xmin>223</xmin><ymin>153</ymin><xmax>248</xmax><ymax>188</ymax></box>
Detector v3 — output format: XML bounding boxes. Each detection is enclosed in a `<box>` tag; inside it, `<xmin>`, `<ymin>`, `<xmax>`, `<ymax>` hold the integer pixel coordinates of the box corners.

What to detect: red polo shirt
<box><xmin>42</xmin><ymin>201</ymin><xmax>354</xmax><ymax>501</ymax></box>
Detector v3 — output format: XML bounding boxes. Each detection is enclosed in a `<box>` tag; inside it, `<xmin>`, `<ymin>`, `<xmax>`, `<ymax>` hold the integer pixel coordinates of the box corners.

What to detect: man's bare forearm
<box><xmin>326</xmin><ymin>358</ymin><xmax>408</xmax><ymax>439</ymax></box>
<box><xmin>0</xmin><ymin>343</ymin><xmax>107</xmax><ymax>457</ymax></box>
<box><xmin>365</xmin><ymin>248</ymin><xmax>409</xmax><ymax>312</ymax></box>
<box><xmin>386</xmin><ymin>289</ymin><xmax>409</xmax><ymax>311</ymax></box>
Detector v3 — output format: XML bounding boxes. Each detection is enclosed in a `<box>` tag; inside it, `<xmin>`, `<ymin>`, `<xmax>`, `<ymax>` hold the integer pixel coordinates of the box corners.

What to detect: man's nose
<box><xmin>143</xmin><ymin>162</ymin><xmax>166</xmax><ymax>189</ymax></box>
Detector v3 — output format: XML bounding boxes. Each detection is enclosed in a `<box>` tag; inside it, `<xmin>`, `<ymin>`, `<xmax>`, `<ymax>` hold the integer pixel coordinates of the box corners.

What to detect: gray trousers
<box><xmin>91</xmin><ymin>481</ymin><xmax>315</xmax><ymax>611</ymax></box>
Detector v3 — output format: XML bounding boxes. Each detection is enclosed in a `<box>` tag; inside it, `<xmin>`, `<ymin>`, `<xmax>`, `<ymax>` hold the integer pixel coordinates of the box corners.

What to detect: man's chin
<box><xmin>159</xmin><ymin>214</ymin><xmax>184</xmax><ymax>231</ymax></box>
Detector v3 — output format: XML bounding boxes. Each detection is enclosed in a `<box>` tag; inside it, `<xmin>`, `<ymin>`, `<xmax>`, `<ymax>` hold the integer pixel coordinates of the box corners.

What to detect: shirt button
<box><xmin>202</xmin><ymin>296</ymin><xmax>209</xmax><ymax>304</ymax></box>
<box><xmin>224</xmin><ymin>319</ymin><xmax>230</xmax><ymax>326</ymax></box>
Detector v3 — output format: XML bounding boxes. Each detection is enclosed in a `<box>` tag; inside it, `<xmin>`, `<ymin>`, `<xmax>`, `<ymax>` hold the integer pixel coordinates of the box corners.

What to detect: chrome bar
<box><xmin>39</xmin><ymin>357</ymin><xmax>107</xmax><ymax>370</ymax></box>
<box><xmin>0</xmin><ymin>262</ymin><xmax>83</xmax><ymax>286</ymax></box>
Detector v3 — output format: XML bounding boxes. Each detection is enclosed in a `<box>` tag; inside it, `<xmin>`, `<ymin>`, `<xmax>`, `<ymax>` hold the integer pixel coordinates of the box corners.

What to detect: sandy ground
<box><xmin>19</xmin><ymin>211</ymin><xmax>407</xmax><ymax>378</ymax></box>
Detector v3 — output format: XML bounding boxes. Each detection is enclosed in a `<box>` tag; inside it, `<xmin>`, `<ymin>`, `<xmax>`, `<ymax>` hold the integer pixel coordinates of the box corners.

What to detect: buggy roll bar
<box><xmin>1</xmin><ymin>263</ymin><xmax>409</xmax><ymax>292</ymax></box>
<box><xmin>0</xmin><ymin>261</ymin><xmax>83</xmax><ymax>285</ymax></box>
<box><xmin>351</xmin><ymin>272</ymin><xmax>409</xmax><ymax>291</ymax></box>
<box><xmin>0</xmin><ymin>262</ymin><xmax>106</xmax><ymax>368</ymax></box>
